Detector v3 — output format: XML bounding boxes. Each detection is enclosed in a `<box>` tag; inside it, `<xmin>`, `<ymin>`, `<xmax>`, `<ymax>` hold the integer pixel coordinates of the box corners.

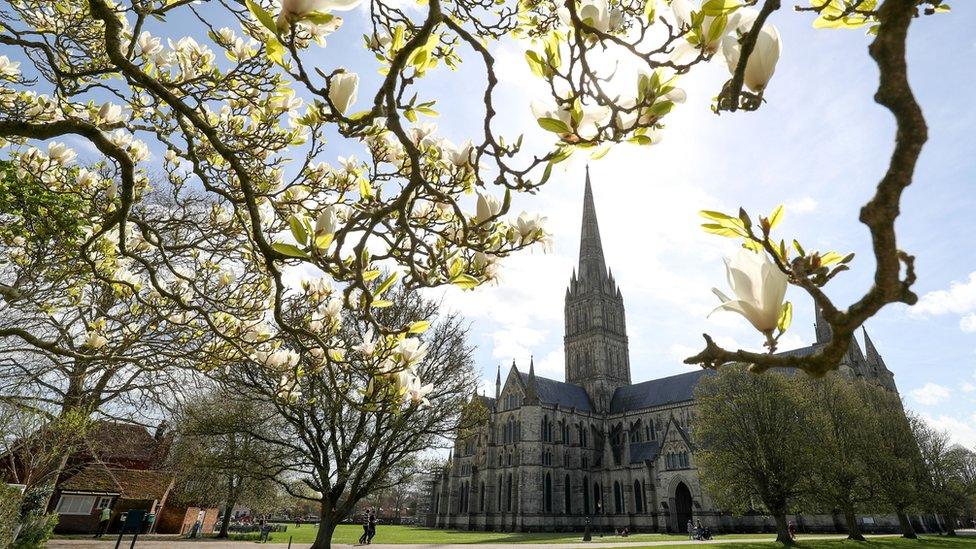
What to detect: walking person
<box><xmin>366</xmin><ymin>509</ymin><xmax>377</xmax><ymax>544</ymax></box>
<box><xmin>358</xmin><ymin>508</ymin><xmax>370</xmax><ymax>545</ymax></box>
<box><xmin>93</xmin><ymin>506</ymin><xmax>112</xmax><ymax>538</ymax></box>
<box><xmin>695</xmin><ymin>519</ymin><xmax>704</xmax><ymax>540</ymax></box>
<box><xmin>687</xmin><ymin>519</ymin><xmax>694</xmax><ymax>540</ymax></box>
<box><xmin>788</xmin><ymin>520</ymin><xmax>797</xmax><ymax>541</ymax></box>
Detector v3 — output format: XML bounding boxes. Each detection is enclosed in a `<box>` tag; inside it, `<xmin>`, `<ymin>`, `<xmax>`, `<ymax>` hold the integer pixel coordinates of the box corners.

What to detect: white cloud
<box><xmin>910</xmin><ymin>382</ymin><xmax>952</xmax><ymax>406</ymax></box>
<box><xmin>960</xmin><ymin>313</ymin><xmax>976</xmax><ymax>333</ymax></box>
<box><xmin>961</xmin><ymin>382</ymin><xmax>975</xmax><ymax>393</ymax></box>
<box><xmin>786</xmin><ymin>196</ymin><xmax>818</xmax><ymax>213</ymax></box>
<box><xmin>922</xmin><ymin>413</ymin><xmax>976</xmax><ymax>449</ymax></box>
<box><xmin>910</xmin><ymin>272</ymin><xmax>976</xmax><ymax>317</ymax></box>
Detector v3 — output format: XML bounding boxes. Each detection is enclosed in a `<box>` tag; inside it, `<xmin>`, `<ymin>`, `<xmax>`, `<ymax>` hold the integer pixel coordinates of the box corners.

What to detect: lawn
<box><xmin>232</xmin><ymin>524</ymin><xmax>969</xmax><ymax>546</ymax></box>
<box><xmin>625</xmin><ymin>537</ymin><xmax>976</xmax><ymax>548</ymax></box>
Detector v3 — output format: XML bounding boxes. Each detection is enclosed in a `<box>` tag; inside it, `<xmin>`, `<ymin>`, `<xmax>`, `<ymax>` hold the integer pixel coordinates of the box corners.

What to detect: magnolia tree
<box><xmin>0</xmin><ymin>0</ymin><xmax>950</xmax><ymax>405</ymax></box>
<box><xmin>218</xmin><ymin>285</ymin><xmax>479</xmax><ymax>548</ymax></box>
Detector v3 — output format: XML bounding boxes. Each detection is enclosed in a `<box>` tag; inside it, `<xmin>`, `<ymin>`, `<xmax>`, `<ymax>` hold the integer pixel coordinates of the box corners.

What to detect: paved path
<box><xmin>48</xmin><ymin>533</ymin><xmax>906</xmax><ymax>549</ymax></box>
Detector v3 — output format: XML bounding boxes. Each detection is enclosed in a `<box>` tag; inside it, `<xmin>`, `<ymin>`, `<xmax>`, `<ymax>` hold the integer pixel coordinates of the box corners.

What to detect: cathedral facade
<box><xmin>427</xmin><ymin>172</ymin><xmax>898</xmax><ymax>533</ymax></box>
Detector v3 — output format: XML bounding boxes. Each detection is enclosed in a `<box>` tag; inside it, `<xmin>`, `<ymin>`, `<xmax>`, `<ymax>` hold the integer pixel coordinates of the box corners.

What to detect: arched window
<box><xmin>497</xmin><ymin>475</ymin><xmax>503</xmax><ymax>511</ymax></box>
<box><xmin>506</xmin><ymin>474</ymin><xmax>513</xmax><ymax>511</ymax></box>
<box><xmin>634</xmin><ymin>479</ymin><xmax>644</xmax><ymax>514</ymax></box>
<box><xmin>613</xmin><ymin>481</ymin><xmax>622</xmax><ymax>514</ymax></box>
<box><xmin>507</xmin><ymin>451</ymin><xmax>513</xmax><ymax>466</ymax></box>
<box><xmin>564</xmin><ymin>475</ymin><xmax>572</xmax><ymax>514</ymax></box>
<box><xmin>480</xmin><ymin>481</ymin><xmax>485</xmax><ymax>512</ymax></box>
<box><xmin>594</xmin><ymin>482</ymin><xmax>603</xmax><ymax>514</ymax></box>
<box><xmin>544</xmin><ymin>473</ymin><xmax>553</xmax><ymax>513</ymax></box>
<box><xmin>434</xmin><ymin>493</ymin><xmax>440</xmax><ymax>514</ymax></box>
<box><xmin>582</xmin><ymin>476</ymin><xmax>590</xmax><ymax>515</ymax></box>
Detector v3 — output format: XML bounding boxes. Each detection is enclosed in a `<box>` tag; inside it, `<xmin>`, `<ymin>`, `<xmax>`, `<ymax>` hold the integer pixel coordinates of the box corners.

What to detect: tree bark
<box><xmin>311</xmin><ymin>502</ymin><xmax>337</xmax><ymax>549</ymax></box>
<box><xmin>943</xmin><ymin>512</ymin><xmax>956</xmax><ymax>536</ymax></box>
<box><xmin>773</xmin><ymin>512</ymin><xmax>793</xmax><ymax>545</ymax></box>
<box><xmin>843</xmin><ymin>506</ymin><xmax>865</xmax><ymax>541</ymax></box>
<box><xmin>896</xmin><ymin>511</ymin><xmax>916</xmax><ymax>539</ymax></box>
<box><xmin>217</xmin><ymin>495</ymin><xmax>237</xmax><ymax>539</ymax></box>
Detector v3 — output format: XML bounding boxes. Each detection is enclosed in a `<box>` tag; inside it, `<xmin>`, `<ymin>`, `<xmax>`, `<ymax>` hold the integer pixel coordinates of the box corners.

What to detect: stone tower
<box><xmin>564</xmin><ymin>168</ymin><xmax>631</xmax><ymax>413</ymax></box>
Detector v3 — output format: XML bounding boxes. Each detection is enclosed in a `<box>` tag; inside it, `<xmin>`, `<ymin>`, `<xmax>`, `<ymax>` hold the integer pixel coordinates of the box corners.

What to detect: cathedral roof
<box><xmin>609</xmin><ymin>370</ymin><xmax>715</xmax><ymax>413</ymax></box>
<box><xmin>517</xmin><ymin>373</ymin><xmax>593</xmax><ymax>412</ymax></box>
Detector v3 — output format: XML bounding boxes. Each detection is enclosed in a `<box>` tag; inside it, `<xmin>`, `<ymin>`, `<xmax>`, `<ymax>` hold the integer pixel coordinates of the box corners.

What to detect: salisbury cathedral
<box><xmin>427</xmin><ymin>172</ymin><xmax>899</xmax><ymax>533</ymax></box>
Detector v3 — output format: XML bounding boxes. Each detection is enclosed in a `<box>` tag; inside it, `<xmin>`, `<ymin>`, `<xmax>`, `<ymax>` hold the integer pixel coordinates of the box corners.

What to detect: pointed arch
<box><xmin>582</xmin><ymin>475</ymin><xmax>590</xmax><ymax>515</ymax></box>
<box><xmin>564</xmin><ymin>474</ymin><xmax>572</xmax><ymax>514</ymax></box>
<box><xmin>613</xmin><ymin>480</ymin><xmax>622</xmax><ymax>514</ymax></box>
<box><xmin>634</xmin><ymin>479</ymin><xmax>644</xmax><ymax>514</ymax></box>
<box><xmin>544</xmin><ymin>472</ymin><xmax>553</xmax><ymax>513</ymax></box>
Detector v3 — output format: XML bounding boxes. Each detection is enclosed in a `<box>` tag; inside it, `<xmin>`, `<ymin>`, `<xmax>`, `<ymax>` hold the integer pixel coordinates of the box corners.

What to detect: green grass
<box><xmin>226</xmin><ymin>524</ymin><xmax>967</xmax><ymax>546</ymax></box>
<box><xmin>625</xmin><ymin>536</ymin><xmax>976</xmax><ymax>548</ymax></box>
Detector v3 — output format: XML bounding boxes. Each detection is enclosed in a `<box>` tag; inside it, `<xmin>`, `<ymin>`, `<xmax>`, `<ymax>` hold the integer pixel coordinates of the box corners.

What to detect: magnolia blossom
<box><xmin>0</xmin><ymin>55</ymin><xmax>20</xmax><ymax>79</ymax></box>
<box><xmin>397</xmin><ymin>337</ymin><xmax>428</xmax><ymax>364</ymax></box>
<box><xmin>243</xmin><ymin>321</ymin><xmax>273</xmax><ymax>343</ymax></box>
<box><xmin>558</xmin><ymin>0</ymin><xmax>623</xmax><ymax>33</ymax></box>
<box><xmin>278</xmin><ymin>0</ymin><xmax>364</xmax><ymax>29</ymax></box>
<box><xmin>47</xmin><ymin>142</ymin><xmax>77</xmax><ymax>165</ymax></box>
<box><xmin>531</xmin><ymin>99</ymin><xmax>609</xmax><ymax>141</ymax></box>
<box><xmin>474</xmin><ymin>192</ymin><xmax>502</xmax><ymax>224</ymax></box>
<box><xmin>315</xmin><ymin>206</ymin><xmax>338</xmax><ymax>237</ymax></box>
<box><xmin>710</xmin><ymin>248</ymin><xmax>788</xmax><ymax>333</ymax></box>
<box><xmin>441</xmin><ymin>139</ymin><xmax>474</xmax><ymax>168</ymax></box>
<box><xmin>276</xmin><ymin>374</ymin><xmax>302</xmax><ymax>403</ymax></box>
<box><xmin>515</xmin><ymin>212</ymin><xmax>547</xmax><ymax>244</ymax></box>
<box><xmin>409</xmin><ymin>123</ymin><xmax>439</xmax><ymax>149</ymax></box>
<box><xmin>722</xmin><ymin>19</ymin><xmax>782</xmax><ymax>92</ymax></box>
<box><xmin>84</xmin><ymin>332</ymin><xmax>108</xmax><ymax>350</ymax></box>
<box><xmin>255</xmin><ymin>348</ymin><xmax>301</xmax><ymax>370</ymax></box>
<box><xmin>354</xmin><ymin>329</ymin><xmax>378</xmax><ymax>356</ymax></box>
<box><xmin>97</xmin><ymin>103</ymin><xmax>125</xmax><ymax>125</ymax></box>
<box><xmin>136</xmin><ymin>32</ymin><xmax>163</xmax><ymax>57</ymax></box>
<box><xmin>328</xmin><ymin>72</ymin><xmax>359</xmax><ymax>115</ymax></box>
<box><xmin>670</xmin><ymin>0</ymin><xmax>745</xmax><ymax>54</ymax></box>
<box><xmin>405</xmin><ymin>374</ymin><xmax>433</xmax><ymax>406</ymax></box>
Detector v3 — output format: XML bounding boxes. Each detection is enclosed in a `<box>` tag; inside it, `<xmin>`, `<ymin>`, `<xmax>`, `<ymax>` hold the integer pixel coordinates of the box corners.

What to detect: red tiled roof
<box><xmin>60</xmin><ymin>464</ymin><xmax>174</xmax><ymax>500</ymax></box>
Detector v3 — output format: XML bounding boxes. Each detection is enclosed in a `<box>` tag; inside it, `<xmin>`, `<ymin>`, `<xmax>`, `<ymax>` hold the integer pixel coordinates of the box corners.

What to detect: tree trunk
<box><xmin>773</xmin><ymin>512</ymin><xmax>793</xmax><ymax>545</ymax></box>
<box><xmin>896</xmin><ymin>511</ymin><xmax>917</xmax><ymax>539</ymax></box>
<box><xmin>217</xmin><ymin>496</ymin><xmax>237</xmax><ymax>539</ymax></box>
<box><xmin>311</xmin><ymin>503</ymin><xmax>337</xmax><ymax>549</ymax></box>
<box><xmin>843</xmin><ymin>506</ymin><xmax>865</xmax><ymax>541</ymax></box>
<box><xmin>943</xmin><ymin>512</ymin><xmax>957</xmax><ymax>536</ymax></box>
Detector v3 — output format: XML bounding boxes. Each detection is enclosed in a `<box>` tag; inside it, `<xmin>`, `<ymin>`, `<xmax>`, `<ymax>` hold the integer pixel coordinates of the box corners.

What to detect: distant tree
<box><xmin>167</xmin><ymin>389</ymin><xmax>291</xmax><ymax>538</ymax></box>
<box><xmin>853</xmin><ymin>383</ymin><xmax>923</xmax><ymax>538</ymax></box>
<box><xmin>801</xmin><ymin>374</ymin><xmax>882</xmax><ymax>541</ymax></box>
<box><xmin>220</xmin><ymin>285</ymin><xmax>479</xmax><ymax>549</ymax></box>
<box><xmin>693</xmin><ymin>365</ymin><xmax>811</xmax><ymax>544</ymax></box>
<box><xmin>913</xmin><ymin>420</ymin><xmax>971</xmax><ymax>536</ymax></box>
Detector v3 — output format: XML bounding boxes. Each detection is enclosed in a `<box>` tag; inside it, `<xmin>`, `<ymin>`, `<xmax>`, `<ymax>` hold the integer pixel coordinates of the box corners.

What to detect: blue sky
<box><xmin>16</xmin><ymin>1</ymin><xmax>974</xmax><ymax>443</ymax></box>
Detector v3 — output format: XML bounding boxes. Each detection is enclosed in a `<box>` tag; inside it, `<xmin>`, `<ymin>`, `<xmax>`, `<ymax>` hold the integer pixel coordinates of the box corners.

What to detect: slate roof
<box><xmin>610</xmin><ymin>370</ymin><xmax>715</xmax><ymax>413</ymax></box>
<box><xmin>90</xmin><ymin>421</ymin><xmax>160</xmax><ymax>464</ymax></box>
<box><xmin>518</xmin><ymin>373</ymin><xmax>593</xmax><ymax>412</ymax></box>
<box><xmin>59</xmin><ymin>464</ymin><xmax>174</xmax><ymax>500</ymax></box>
<box><xmin>629</xmin><ymin>441</ymin><xmax>660</xmax><ymax>464</ymax></box>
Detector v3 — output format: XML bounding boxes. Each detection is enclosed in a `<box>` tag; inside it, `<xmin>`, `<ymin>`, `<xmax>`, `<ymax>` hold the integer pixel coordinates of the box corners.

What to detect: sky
<box><xmin>15</xmin><ymin>1</ymin><xmax>975</xmax><ymax>445</ymax></box>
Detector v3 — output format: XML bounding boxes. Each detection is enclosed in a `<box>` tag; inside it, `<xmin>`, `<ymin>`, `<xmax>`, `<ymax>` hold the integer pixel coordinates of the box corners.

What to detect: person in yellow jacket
<box><xmin>94</xmin><ymin>506</ymin><xmax>112</xmax><ymax>538</ymax></box>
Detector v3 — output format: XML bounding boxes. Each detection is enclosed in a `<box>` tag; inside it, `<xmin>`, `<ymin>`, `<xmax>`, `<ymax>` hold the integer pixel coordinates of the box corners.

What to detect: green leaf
<box><xmin>767</xmin><ymin>204</ymin><xmax>784</xmax><ymax>230</ymax></box>
<box><xmin>701</xmin><ymin>223</ymin><xmax>745</xmax><ymax>237</ymax></box>
<box><xmin>304</xmin><ymin>11</ymin><xmax>335</xmax><ymax>25</ymax></box>
<box><xmin>246</xmin><ymin>0</ymin><xmax>278</xmax><ymax>35</ymax></box>
<box><xmin>792</xmin><ymin>239</ymin><xmax>805</xmax><ymax>256</ymax></box>
<box><xmin>778</xmin><ymin>301</ymin><xmax>793</xmax><ymax>332</ymax></box>
<box><xmin>288</xmin><ymin>214</ymin><xmax>308</xmax><ymax>245</ymax></box>
<box><xmin>314</xmin><ymin>233</ymin><xmax>334</xmax><ymax>251</ymax></box>
<box><xmin>265</xmin><ymin>37</ymin><xmax>286</xmax><ymax>66</ymax></box>
<box><xmin>451</xmin><ymin>273</ymin><xmax>480</xmax><ymax>290</ymax></box>
<box><xmin>375</xmin><ymin>272</ymin><xmax>399</xmax><ymax>297</ymax></box>
<box><xmin>537</xmin><ymin>117</ymin><xmax>571</xmax><ymax>134</ymax></box>
<box><xmin>820</xmin><ymin>251</ymin><xmax>844</xmax><ymax>266</ymax></box>
<box><xmin>699</xmin><ymin>210</ymin><xmax>735</xmax><ymax>222</ymax></box>
<box><xmin>408</xmin><ymin>320</ymin><xmax>430</xmax><ymax>334</ymax></box>
<box><xmin>590</xmin><ymin>145</ymin><xmax>611</xmax><ymax>160</ymax></box>
<box><xmin>273</xmin><ymin>242</ymin><xmax>308</xmax><ymax>259</ymax></box>
<box><xmin>701</xmin><ymin>0</ymin><xmax>741</xmax><ymax>16</ymax></box>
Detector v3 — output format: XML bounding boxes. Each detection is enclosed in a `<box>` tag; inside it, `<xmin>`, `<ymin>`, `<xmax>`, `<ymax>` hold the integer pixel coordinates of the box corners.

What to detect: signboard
<box><xmin>121</xmin><ymin>510</ymin><xmax>147</xmax><ymax>534</ymax></box>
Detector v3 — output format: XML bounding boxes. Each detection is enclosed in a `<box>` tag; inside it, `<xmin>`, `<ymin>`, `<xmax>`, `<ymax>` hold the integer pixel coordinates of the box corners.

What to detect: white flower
<box><xmin>136</xmin><ymin>32</ymin><xmax>163</xmax><ymax>57</ymax></box>
<box><xmin>515</xmin><ymin>212</ymin><xmax>547</xmax><ymax>244</ymax></box>
<box><xmin>441</xmin><ymin>139</ymin><xmax>474</xmax><ymax>168</ymax></box>
<box><xmin>278</xmin><ymin>0</ymin><xmax>363</xmax><ymax>30</ymax></box>
<box><xmin>354</xmin><ymin>329</ymin><xmax>377</xmax><ymax>356</ymax></box>
<box><xmin>0</xmin><ymin>55</ymin><xmax>21</xmax><ymax>79</ymax></box>
<box><xmin>217</xmin><ymin>270</ymin><xmax>235</xmax><ymax>287</ymax></box>
<box><xmin>47</xmin><ymin>142</ymin><xmax>77</xmax><ymax>165</ymax></box>
<box><xmin>97</xmin><ymin>103</ymin><xmax>125</xmax><ymax>125</ymax></box>
<box><xmin>670</xmin><ymin>0</ymin><xmax>744</xmax><ymax>54</ymax></box>
<box><xmin>276</xmin><ymin>374</ymin><xmax>302</xmax><ymax>403</ymax></box>
<box><xmin>408</xmin><ymin>123</ymin><xmax>439</xmax><ymax>148</ymax></box>
<box><xmin>558</xmin><ymin>0</ymin><xmax>623</xmax><ymax>33</ymax></box>
<box><xmin>473</xmin><ymin>192</ymin><xmax>502</xmax><ymax>224</ymax></box>
<box><xmin>84</xmin><ymin>332</ymin><xmax>108</xmax><ymax>350</ymax></box>
<box><xmin>260</xmin><ymin>349</ymin><xmax>300</xmax><ymax>370</ymax></box>
<box><xmin>315</xmin><ymin>206</ymin><xmax>338</xmax><ymax>236</ymax></box>
<box><xmin>397</xmin><ymin>337</ymin><xmax>428</xmax><ymax>364</ymax></box>
<box><xmin>710</xmin><ymin>248</ymin><xmax>788</xmax><ymax>333</ymax></box>
<box><xmin>721</xmin><ymin>20</ymin><xmax>781</xmax><ymax>93</ymax></box>
<box><xmin>405</xmin><ymin>373</ymin><xmax>433</xmax><ymax>406</ymax></box>
<box><xmin>243</xmin><ymin>321</ymin><xmax>273</xmax><ymax>343</ymax></box>
<box><xmin>328</xmin><ymin>72</ymin><xmax>358</xmax><ymax>115</ymax></box>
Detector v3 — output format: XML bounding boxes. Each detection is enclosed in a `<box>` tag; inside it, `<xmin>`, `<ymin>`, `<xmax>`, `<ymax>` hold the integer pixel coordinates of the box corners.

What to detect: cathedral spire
<box><xmin>815</xmin><ymin>305</ymin><xmax>831</xmax><ymax>344</ymax></box>
<box><xmin>863</xmin><ymin>327</ymin><xmax>886</xmax><ymax>369</ymax></box>
<box><xmin>578</xmin><ymin>166</ymin><xmax>607</xmax><ymax>281</ymax></box>
<box><xmin>495</xmin><ymin>363</ymin><xmax>501</xmax><ymax>399</ymax></box>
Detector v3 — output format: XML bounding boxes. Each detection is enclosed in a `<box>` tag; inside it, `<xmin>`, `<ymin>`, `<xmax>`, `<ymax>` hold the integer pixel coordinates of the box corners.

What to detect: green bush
<box><xmin>0</xmin><ymin>485</ymin><xmax>23</xmax><ymax>548</ymax></box>
<box><xmin>10</xmin><ymin>485</ymin><xmax>58</xmax><ymax>549</ymax></box>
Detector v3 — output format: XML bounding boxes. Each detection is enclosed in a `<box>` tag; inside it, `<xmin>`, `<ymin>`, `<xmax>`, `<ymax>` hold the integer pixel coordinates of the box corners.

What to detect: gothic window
<box><xmin>646</xmin><ymin>419</ymin><xmax>655</xmax><ymax>441</ymax></box>
<box><xmin>613</xmin><ymin>481</ymin><xmax>622</xmax><ymax>514</ymax></box>
<box><xmin>561</xmin><ymin>420</ymin><xmax>570</xmax><ymax>444</ymax></box>
<box><xmin>507</xmin><ymin>451</ymin><xmax>513</xmax><ymax>466</ymax></box>
<box><xmin>582</xmin><ymin>476</ymin><xmax>590</xmax><ymax>515</ymax></box>
<box><xmin>480</xmin><ymin>481</ymin><xmax>485</xmax><ymax>512</ymax></box>
<box><xmin>544</xmin><ymin>473</ymin><xmax>553</xmax><ymax>513</ymax></box>
<box><xmin>634</xmin><ymin>480</ymin><xmax>644</xmax><ymax>514</ymax></box>
<box><xmin>497</xmin><ymin>475</ymin><xmax>503</xmax><ymax>511</ymax></box>
<box><xmin>564</xmin><ymin>475</ymin><xmax>572</xmax><ymax>514</ymax></box>
<box><xmin>506</xmin><ymin>474</ymin><xmax>513</xmax><ymax>512</ymax></box>
<box><xmin>582</xmin><ymin>455</ymin><xmax>588</xmax><ymax>469</ymax></box>
<box><xmin>564</xmin><ymin>453</ymin><xmax>570</xmax><ymax>467</ymax></box>
<box><xmin>594</xmin><ymin>482</ymin><xmax>603</xmax><ymax>514</ymax></box>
